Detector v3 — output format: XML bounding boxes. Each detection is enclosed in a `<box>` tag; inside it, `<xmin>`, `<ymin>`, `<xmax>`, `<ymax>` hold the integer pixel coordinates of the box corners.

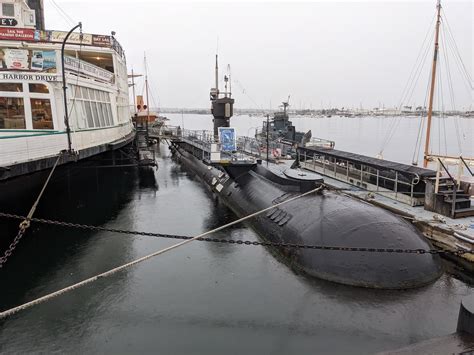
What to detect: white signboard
<box><xmin>64</xmin><ymin>55</ymin><xmax>114</xmax><ymax>83</ymax></box>
<box><xmin>4</xmin><ymin>49</ymin><xmax>28</xmax><ymax>70</ymax></box>
<box><xmin>1</xmin><ymin>72</ymin><xmax>59</xmax><ymax>81</ymax></box>
<box><xmin>50</xmin><ymin>31</ymin><xmax>93</xmax><ymax>45</ymax></box>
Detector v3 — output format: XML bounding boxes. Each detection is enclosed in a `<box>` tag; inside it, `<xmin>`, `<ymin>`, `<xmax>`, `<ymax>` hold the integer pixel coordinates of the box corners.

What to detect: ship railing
<box><xmin>180</xmin><ymin>129</ymin><xmax>215</xmax><ymax>153</ymax></box>
<box><xmin>252</xmin><ymin>129</ymin><xmax>335</xmax><ymax>150</ymax></box>
<box><xmin>236</xmin><ymin>136</ymin><xmax>298</xmax><ymax>160</ymax></box>
<box><xmin>148</xmin><ymin>125</ymin><xmax>182</xmax><ymax>138</ymax></box>
<box><xmin>298</xmin><ymin>149</ymin><xmax>425</xmax><ymax>207</ymax></box>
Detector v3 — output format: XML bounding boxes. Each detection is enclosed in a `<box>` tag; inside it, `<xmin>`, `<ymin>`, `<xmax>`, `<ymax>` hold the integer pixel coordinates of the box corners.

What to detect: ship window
<box><xmin>2</xmin><ymin>4</ymin><xmax>14</xmax><ymax>17</ymax></box>
<box><xmin>29</xmin><ymin>84</ymin><xmax>49</xmax><ymax>94</ymax></box>
<box><xmin>71</xmin><ymin>85</ymin><xmax>82</xmax><ymax>99</ymax></box>
<box><xmin>82</xmin><ymin>87</ymin><xmax>90</xmax><ymax>100</ymax></box>
<box><xmin>101</xmin><ymin>103</ymin><xmax>110</xmax><ymax>125</ymax></box>
<box><xmin>105</xmin><ymin>103</ymin><xmax>113</xmax><ymax>125</ymax></box>
<box><xmin>0</xmin><ymin>97</ymin><xmax>25</xmax><ymax>129</ymax></box>
<box><xmin>31</xmin><ymin>99</ymin><xmax>53</xmax><ymax>129</ymax></box>
<box><xmin>0</xmin><ymin>83</ymin><xmax>22</xmax><ymax>92</ymax></box>
<box><xmin>84</xmin><ymin>101</ymin><xmax>94</xmax><ymax>127</ymax></box>
<box><xmin>91</xmin><ymin>101</ymin><xmax>100</xmax><ymax>127</ymax></box>
<box><xmin>96</xmin><ymin>102</ymin><xmax>105</xmax><ymax>126</ymax></box>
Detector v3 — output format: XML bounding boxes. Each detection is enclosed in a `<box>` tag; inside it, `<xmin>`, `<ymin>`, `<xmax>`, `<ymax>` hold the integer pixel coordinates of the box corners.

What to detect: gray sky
<box><xmin>45</xmin><ymin>1</ymin><xmax>472</xmax><ymax>110</ymax></box>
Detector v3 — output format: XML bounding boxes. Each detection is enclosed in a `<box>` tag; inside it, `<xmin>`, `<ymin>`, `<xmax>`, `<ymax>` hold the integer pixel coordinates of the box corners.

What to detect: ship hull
<box><xmin>172</xmin><ymin>144</ymin><xmax>443</xmax><ymax>289</ymax></box>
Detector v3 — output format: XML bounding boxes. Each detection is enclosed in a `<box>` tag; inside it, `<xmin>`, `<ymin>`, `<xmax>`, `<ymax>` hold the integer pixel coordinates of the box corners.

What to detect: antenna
<box><xmin>215</xmin><ymin>54</ymin><xmax>219</xmax><ymax>93</ymax></box>
<box><xmin>227</xmin><ymin>64</ymin><xmax>232</xmax><ymax>98</ymax></box>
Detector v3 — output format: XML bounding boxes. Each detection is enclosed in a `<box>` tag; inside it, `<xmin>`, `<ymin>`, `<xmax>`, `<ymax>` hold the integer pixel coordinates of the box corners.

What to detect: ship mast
<box><xmin>215</xmin><ymin>54</ymin><xmax>219</xmax><ymax>94</ymax></box>
<box><xmin>144</xmin><ymin>53</ymin><xmax>150</xmax><ymax>140</ymax></box>
<box><xmin>423</xmin><ymin>0</ymin><xmax>442</xmax><ymax>168</ymax></box>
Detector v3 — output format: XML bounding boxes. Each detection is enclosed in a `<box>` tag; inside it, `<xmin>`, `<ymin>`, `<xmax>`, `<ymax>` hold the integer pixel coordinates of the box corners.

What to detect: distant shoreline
<box><xmin>158</xmin><ymin>108</ymin><xmax>474</xmax><ymax>118</ymax></box>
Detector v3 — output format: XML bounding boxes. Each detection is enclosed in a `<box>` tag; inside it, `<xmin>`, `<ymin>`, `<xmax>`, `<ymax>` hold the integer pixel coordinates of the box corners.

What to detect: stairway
<box><xmin>435</xmin><ymin>177</ymin><xmax>474</xmax><ymax>218</ymax></box>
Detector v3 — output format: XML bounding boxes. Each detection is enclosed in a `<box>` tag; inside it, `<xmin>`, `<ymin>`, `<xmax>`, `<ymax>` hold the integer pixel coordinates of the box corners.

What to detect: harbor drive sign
<box><xmin>1</xmin><ymin>72</ymin><xmax>59</xmax><ymax>81</ymax></box>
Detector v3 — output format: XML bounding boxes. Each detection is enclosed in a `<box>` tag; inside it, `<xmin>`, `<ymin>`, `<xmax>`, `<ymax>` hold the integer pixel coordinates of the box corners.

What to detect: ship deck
<box><xmin>251</xmin><ymin>154</ymin><xmax>474</xmax><ymax>269</ymax></box>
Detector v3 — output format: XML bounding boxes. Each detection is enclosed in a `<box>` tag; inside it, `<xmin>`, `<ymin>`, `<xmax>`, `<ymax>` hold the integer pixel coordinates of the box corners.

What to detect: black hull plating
<box><xmin>173</xmin><ymin>145</ymin><xmax>442</xmax><ymax>289</ymax></box>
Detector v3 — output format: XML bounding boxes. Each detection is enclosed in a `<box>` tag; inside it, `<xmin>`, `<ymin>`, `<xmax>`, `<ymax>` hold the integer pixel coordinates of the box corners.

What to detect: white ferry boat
<box><xmin>0</xmin><ymin>0</ymin><xmax>134</xmax><ymax>182</ymax></box>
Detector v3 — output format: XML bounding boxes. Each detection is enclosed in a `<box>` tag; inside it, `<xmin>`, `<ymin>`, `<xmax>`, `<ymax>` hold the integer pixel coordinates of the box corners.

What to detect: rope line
<box><xmin>0</xmin><ymin>186</ymin><xmax>323</xmax><ymax>319</ymax></box>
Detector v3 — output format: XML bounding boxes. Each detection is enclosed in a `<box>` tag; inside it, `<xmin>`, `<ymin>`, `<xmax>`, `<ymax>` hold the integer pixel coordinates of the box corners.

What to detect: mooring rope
<box><xmin>0</xmin><ymin>185</ymin><xmax>324</xmax><ymax>319</ymax></box>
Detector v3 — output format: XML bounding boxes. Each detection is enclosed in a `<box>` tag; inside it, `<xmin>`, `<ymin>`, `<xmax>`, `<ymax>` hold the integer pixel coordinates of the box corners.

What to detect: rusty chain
<box><xmin>0</xmin><ymin>212</ymin><xmax>471</xmax><ymax>256</ymax></box>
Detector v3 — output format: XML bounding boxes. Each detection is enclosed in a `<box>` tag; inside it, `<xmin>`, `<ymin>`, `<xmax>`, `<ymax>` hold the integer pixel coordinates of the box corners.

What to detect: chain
<box><xmin>0</xmin><ymin>212</ymin><xmax>471</xmax><ymax>256</ymax></box>
<box><xmin>0</xmin><ymin>153</ymin><xmax>63</xmax><ymax>268</ymax></box>
<box><xmin>0</xmin><ymin>220</ymin><xmax>30</xmax><ymax>266</ymax></box>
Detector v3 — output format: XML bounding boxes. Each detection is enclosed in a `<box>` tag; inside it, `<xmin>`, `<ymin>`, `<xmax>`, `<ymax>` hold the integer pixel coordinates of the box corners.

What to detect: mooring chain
<box><xmin>0</xmin><ymin>153</ymin><xmax>63</xmax><ymax>268</ymax></box>
<box><xmin>0</xmin><ymin>220</ymin><xmax>30</xmax><ymax>266</ymax></box>
<box><xmin>0</xmin><ymin>212</ymin><xmax>471</xmax><ymax>256</ymax></box>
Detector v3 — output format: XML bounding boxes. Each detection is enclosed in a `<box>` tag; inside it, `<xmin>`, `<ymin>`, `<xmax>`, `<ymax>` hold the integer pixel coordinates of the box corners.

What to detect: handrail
<box><xmin>460</xmin><ymin>156</ymin><xmax>474</xmax><ymax>177</ymax></box>
<box><xmin>438</xmin><ymin>158</ymin><xmax>457</xmax><ymax>218</ymax></box>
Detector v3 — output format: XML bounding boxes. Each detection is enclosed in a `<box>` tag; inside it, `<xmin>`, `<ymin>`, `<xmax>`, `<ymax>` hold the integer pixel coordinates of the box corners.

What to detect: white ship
<box><xmin>0</xmin><ymin>0</ymin><xmax>134</xmax><ymax>182</ymax></box>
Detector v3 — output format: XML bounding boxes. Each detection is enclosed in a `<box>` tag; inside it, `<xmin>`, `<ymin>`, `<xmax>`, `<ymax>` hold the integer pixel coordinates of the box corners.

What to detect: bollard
<box><xmin>457</xmin><ymin>297</ymin><xmax>474</xmax><ymax>335</ymax></box>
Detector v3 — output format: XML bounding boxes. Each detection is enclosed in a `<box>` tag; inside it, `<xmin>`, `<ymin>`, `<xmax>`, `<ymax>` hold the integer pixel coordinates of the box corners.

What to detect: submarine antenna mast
<box><xmin>215</xmin><ymin>54</ymin><xmax>219</xmax><ymax>95</ymax></box>
<box><xmin>423</xmin><ymin>0</ymin><xmax>442</xmax><ymax>168</ymax></box>
<box><xmin>227</xmin><ymin>64</ymin><xmax>232</xmax><ymax>98</ymax></box>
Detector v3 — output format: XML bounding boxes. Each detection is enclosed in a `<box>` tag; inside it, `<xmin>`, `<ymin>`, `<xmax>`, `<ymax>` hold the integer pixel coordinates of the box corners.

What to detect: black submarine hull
<box><xmin>172</xmin><ymin>145</ymin><xmax>442</xmax><ymax>289</ymax></box>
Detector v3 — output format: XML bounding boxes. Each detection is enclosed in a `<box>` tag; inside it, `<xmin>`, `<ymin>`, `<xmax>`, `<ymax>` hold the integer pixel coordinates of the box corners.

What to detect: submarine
<box><xmin>169</xmin><ymin>57</ymin><xmax>442</xmax><ymax>289</ymax></box>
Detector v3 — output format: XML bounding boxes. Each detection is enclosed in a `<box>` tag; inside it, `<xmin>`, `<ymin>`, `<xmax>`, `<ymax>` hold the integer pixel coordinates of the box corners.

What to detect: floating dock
<box><xmin>297</xmin><ymin>145</ymin><xmax>474</xmax><ymax>270</ymax></box>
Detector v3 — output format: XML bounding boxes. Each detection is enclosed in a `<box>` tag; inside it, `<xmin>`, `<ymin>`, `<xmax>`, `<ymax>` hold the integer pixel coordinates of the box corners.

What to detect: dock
<box><xmin>297</xmin><ymin>145</ymin><xmax>474</xmax><ymax>269</ymax></box>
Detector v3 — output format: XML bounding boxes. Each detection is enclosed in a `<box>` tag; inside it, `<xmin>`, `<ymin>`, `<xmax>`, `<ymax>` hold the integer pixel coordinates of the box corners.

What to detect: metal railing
<box><xmin>437</xmin><ymin>158</ymin><xmax>458</xmax><ymax>219</ymax></box>
<box><xmin>298</xmin><ymin>150</ymin><xmax>423</xmax><ymax>206</ymax></box>
<box><xmin>460</xmin><ymin>156</ymin><xmax>474</xmax><ymax>177</ymax></box>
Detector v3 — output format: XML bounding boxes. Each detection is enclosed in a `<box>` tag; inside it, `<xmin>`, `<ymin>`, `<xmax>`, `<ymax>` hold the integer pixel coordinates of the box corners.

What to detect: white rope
<box><xmin>0</xmin><ymin>185</ymin><xmax>324</xmax><ymax>319</ymax></box>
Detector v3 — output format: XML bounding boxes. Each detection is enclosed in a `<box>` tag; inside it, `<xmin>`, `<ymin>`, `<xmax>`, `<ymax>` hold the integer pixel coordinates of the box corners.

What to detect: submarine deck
<box><xmin>295</xmin><ymin>159</ymin><xmax>474</xmax><ymax>269</ymax></box>
<box><xmin>254</xmin><ymin>157</ymin><xmax>474</xmax><ymax>269</ymax></box>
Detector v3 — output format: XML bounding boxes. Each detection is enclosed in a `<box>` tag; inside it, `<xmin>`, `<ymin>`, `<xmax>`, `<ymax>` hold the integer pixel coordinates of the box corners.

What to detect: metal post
<box><xmin>435</xmin><ymin>159</ymin><xmax>441</xmax><ymax>193</ymax></box>
<box><xmin>266</xmin><ymin>114</ymin><xmax>269</xmax><ymax>167</ymax></box>
<box><xmin>376</xmin><ymin>170</ymin><xmax>379</xmax><ymax>191</ymax></box>
<box><xmin>346</xmin><ymin>160</ymin><xmax>349</xmax><ymax>180</ymax></box>
<box><xmin>61</xmin><ymin>22</ymin><xmax>82</xmax><ymax>153</ymax></box>
<box><xmin>457</xmin><ymin>159</ymin><xmax>463</xmax><ymax>189</ymax></box>
<box><xmin>395</xmin><ymin>172</ymin><xmax>399</xmax><ymax>198</ymax></box>
<box><xmin>334</xmin><ymin>158</ymin><xmax>337</xmax><ymax>176</ymax></box>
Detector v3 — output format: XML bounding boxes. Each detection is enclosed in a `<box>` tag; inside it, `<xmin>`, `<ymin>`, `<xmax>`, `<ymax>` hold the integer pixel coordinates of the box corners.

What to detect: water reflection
<box><xmin>0</xmin><ymin>142</ymin><xmax>472</xmax><ymax>354</ymax></box>
<box><xmin>0</xmin><ymin>154</ymin><xmax>138</xmax><ymax>311</ymax></box>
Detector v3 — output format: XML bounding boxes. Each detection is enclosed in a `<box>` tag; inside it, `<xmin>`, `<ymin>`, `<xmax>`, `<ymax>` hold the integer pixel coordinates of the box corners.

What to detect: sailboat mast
<box><xmin>423</xmin><ymin>0</ymin><xmax>442</xmax><ymax>168</ymax></box>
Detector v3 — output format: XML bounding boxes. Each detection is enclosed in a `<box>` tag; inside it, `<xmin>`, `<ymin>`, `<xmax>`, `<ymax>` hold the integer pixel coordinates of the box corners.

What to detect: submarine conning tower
<box><xmin>210</xmin><ymin>55</ymin><xmax>234</xmax><ymax>140</ymax></box>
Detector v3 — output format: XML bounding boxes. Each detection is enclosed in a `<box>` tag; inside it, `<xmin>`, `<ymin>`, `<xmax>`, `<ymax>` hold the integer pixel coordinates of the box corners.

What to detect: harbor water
<box><xmin>0</xmin><ymin>115</ymin><xmax>473</xmax><ymax>354</ymax></box>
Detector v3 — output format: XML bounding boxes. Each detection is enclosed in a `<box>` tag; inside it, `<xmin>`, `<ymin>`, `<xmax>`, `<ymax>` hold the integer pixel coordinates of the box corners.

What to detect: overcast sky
<box><xmin>44</xmin><ymin>1</ymin><xmax>472</xmax><ymax>110</ymax></box>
